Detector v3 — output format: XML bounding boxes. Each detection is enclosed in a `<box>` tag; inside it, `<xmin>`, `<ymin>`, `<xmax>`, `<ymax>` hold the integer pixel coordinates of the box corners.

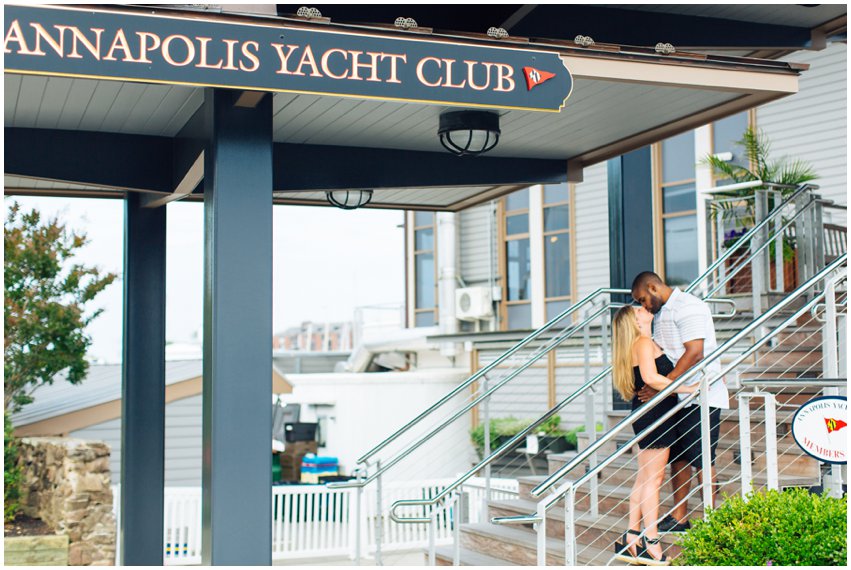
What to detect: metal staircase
<box><xmin>328</xmin><ymin>183</ymin><xmax>846</xmax><ymax>565</ymax></box>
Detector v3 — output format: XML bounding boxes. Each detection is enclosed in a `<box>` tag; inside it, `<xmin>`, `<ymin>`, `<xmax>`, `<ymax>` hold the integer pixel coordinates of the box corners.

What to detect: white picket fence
<box><xmin>111</xmin><ymin>477</ymin><xmax>518</xmax><ymax>565</ymax></box>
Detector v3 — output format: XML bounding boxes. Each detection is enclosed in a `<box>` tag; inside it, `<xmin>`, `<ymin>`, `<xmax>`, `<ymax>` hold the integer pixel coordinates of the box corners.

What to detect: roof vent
<box><xmin>574</xmin><ymin>35</ymin><xmax>595</xmax><ymax>47</ymax></box>
<box><xmin>394</xmin><ymin>17</ymin><xmax>418</xmax><ymax>30</ymax></box>
<box><xmin>296</xmin><ymin>6</ymin><xmax>322</xmax><ymax>19</ymax></box>
<box><xmin>487</xmin><ymin>27</ymin><xmax>509</xmax><ymax>39</ymax></box>
<box><xmin>655</xmin><ymin>42</ymin><xmax>676</xmax><ymax>55</ymax></box>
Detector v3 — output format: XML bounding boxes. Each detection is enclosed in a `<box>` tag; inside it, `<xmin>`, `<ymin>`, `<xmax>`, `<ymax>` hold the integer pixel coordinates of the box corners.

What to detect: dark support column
<box><xmin>608</xmin><ymin>146</ymin><xmax>655</xmax><ymax>298</ymax></box>
<box><xmin>120</xmin><ymin>192</ymin><xmax>167</xmax><ymax>565</ymax></box>
<box><xmin>201</xmin><ymin>88</ymin><xmax>273</xmax><ymax>565</ymax></box>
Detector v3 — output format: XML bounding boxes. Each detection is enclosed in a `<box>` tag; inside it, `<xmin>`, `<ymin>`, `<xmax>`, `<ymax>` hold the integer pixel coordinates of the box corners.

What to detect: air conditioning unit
<box><xmin>455</xmin><ymin>287</ymin><xmax>493</xmax><ymax>321</ymax></box>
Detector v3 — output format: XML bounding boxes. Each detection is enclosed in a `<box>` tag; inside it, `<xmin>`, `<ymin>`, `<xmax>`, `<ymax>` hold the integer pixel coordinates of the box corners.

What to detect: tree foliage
<box><xmin>4</xmin><ymin>202</ymin><xmax>117</xmax><ymax>413</ymax></box>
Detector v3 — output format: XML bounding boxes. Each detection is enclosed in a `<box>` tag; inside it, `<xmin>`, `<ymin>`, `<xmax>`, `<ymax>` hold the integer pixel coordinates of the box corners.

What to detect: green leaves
<box><xmin>675</xmin><ymin>488</ymin><xmax>847</xmax><ymax>566</ymax></box>
<box><xmin>4</xmin><ymin>414</ymin><xmax>23</xmax><ymax>522</ymax></box>
<box><xmin>4</xmin><ymin>201</ymin><xmax>117</xmax><ymax>413</ymax></box>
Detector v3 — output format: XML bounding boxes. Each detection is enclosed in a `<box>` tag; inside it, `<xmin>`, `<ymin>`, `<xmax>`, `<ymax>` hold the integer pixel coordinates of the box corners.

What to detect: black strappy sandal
<box><xmin>636</xmin><ymin>537</ymin><xmax>671</xmax><ymax>566</ymax></box>
<box><xmin>613</xmin><ymin>529</ymin><xmax>645</xmax><ymax>565</ymax></box>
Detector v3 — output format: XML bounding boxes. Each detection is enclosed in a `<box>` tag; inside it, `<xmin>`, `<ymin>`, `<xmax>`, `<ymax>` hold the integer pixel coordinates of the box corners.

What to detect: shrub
<box><xmin>675</xmin><ymin>488</ymin><xmax>847</xmax><ymax>566</ymax></box>
<box><xmin>470</xmin><ymin>416</ymin><xmax>603</xmax><ymax>453</ymax></box>
<box><xmin>4</xmin><ymin>414</ymin><xmax>23</xmax><ymax>522</ymax></box>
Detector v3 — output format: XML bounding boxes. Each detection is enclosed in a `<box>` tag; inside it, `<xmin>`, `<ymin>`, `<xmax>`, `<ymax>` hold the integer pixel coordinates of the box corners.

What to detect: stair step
<box><xmin>488</xmin><ymin>498</ymin><xmax>684</xmax><ymax>557</ymax></box>
<box><xmin>433</xmin><ymin>545</ymin><xmax>514</xmax><ymax>566</ymax></box>
<box><xmin>459</xmin><ymin>522</ymin><xmax>625</xmax><ymax>566</ymax></box>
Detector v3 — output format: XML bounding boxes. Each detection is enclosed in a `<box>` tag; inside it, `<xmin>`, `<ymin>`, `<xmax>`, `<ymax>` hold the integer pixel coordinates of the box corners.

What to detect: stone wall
<box><xmin>18</xmin><ymin>437</ymin><xmax>116</xmax><ymax>566</ymax></box>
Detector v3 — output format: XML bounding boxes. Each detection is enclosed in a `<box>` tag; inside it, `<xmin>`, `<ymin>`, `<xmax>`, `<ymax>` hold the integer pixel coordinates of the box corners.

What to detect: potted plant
<box><xmin>704</xmin><ymin>128</ymin><xmax>817</xmax><ymax>292</ymax></box>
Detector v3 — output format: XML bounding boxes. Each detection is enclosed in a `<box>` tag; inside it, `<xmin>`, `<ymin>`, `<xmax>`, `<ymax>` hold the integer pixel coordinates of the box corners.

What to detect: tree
<box><xmin>4</xmin><ymin>202</ymin><xmax>117</xmax><ymax>413</ymax></box>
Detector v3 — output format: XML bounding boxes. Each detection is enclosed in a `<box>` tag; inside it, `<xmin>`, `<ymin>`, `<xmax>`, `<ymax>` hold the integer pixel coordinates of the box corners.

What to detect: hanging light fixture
<box><xmin>326</xmin><ymin>189</ymin><xmax>373</xmax><ymax>210</ymax></box>
<box><xmin>438</xmin><ymin>110</ymin><xmax>501</xmax><ymax>157</ymax></box>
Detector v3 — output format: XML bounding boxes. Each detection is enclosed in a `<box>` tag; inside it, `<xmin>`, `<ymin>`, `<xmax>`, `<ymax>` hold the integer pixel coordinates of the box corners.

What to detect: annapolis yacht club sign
<box><xmin>4</xmin><ymin>4</ymin><xmax>573</xmax><ymax>112</ymax></box>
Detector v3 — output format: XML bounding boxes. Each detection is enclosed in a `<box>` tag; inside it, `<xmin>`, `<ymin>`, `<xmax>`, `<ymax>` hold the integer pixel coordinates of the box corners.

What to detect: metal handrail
<box><xmin>741</xmin><ymin>378</ymin><xmax>847</xmax><ymax>388</ymax></box>
<box><xmin>388</xmin><ymin>300</ymin><xmax>735</xmax><ymax>521</ymax></box>
<box><xmin>529</xmin><ymin>253</ymin><xmax>847</xmax><ymax>499</ymax></box>
<box><xmin>334</xmin><ymin>184</ymin><xmax>818</xmax><ymax>499</ymax></box>
<box><xmin>383</xmin><ymin>190</ymin><xmax>817</xmax><ymax>515</ymax></box>
<box><xmin>687</xmin><ymin>183</ymin><xmax>818</xmax><ymax>296</ymax></box>
<box><xmin>328</xmin><ymin>295</ymin><xmax>629</xmax><ymax>490</ymax></box>
<box><xmin>703</xmin><ymin>195</ymin><xmax>819</xmax><ymax>299</ymax></box>
<box><xmin>350</xmin><ymin>287</ymin><xmax>630</xmax><ymax>467</ymax></box>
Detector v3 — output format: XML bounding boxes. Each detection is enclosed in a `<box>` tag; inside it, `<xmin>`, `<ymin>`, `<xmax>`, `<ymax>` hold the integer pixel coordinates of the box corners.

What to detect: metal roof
<box><xmin>11</xmin><ymin>360</ymin><xmax>202</xmax><ymax>427</ymax></box>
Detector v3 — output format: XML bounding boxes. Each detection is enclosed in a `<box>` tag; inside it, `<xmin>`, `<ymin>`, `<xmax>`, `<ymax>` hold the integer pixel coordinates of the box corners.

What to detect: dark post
<box><xmin>201</xmin><ymin>88</ymin><xmax>273</xmax><ymax>565</ymax></box>
<box><xmin>608</xmin><ymin>146</ymin><xmax>655</xmax><ymax>297</ymax></box>
<box><xmin>120</xmin><ymin>192</ymin><xmax>167</xmax><ymax>564</ymax></box>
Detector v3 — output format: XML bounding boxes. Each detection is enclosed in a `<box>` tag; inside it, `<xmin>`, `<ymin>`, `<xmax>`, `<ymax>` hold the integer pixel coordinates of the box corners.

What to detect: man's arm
<box><xmin>636</xmin><ymin>339</ymin><xmax>704</xmax><ymax>402</ymax></box>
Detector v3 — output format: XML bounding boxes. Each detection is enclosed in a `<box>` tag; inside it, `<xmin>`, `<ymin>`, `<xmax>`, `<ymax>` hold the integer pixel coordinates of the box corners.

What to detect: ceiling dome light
<box><xmin>438</xmin><ymin>111</ymin><xmax>500</xmax><ymax>157</ymax></box>
<box><xmin>326</xmin><ymin>189</ymin><xmax>373</xmax><ymax>210</ymax></box>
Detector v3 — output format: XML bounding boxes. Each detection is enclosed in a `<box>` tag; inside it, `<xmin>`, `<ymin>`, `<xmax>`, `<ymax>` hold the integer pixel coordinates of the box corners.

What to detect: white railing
<box><xmin>111</xmin><ymin>477</ymin><xmax>517</xmax><ymax>564</ymax></box>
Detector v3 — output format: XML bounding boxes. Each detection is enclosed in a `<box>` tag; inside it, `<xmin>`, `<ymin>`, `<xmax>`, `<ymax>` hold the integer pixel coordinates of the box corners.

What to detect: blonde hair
<box><xmin>612</xmin><ymin>306</ymin><xmax>640</xmax><ymax>402</ymax></box>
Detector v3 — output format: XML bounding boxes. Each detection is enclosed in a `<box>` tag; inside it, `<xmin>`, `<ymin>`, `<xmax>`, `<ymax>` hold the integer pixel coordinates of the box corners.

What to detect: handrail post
<box><xmin>699</xmin><ymin>374</ymin><xmax>713</xmax><ymax>516</ymax></box>
<box><xmin>355</xmin><ymin>483</ymin><xmax>363</xmax><ymax>565</ymax></box>
<box><xmin>822</xmin><ymin>277</ymin><xmax>844</xmax><ymax>498</ymax></box>
<box><xmin>772</xmin><ymin>190</ymin><xmax>784</xmax><ymax>292</ymax></box>
<box><xmin>536</xmin><ymin>510</ymin><xmax>547</xmax><ymax>566</ymax></box>
<box><xmin>564</xmin><ymin>486</ymin><xmax>577</xmax><ymax>566</ymax></box>
<box><xmin>374</xmin><ymin>461</ymin><xmax>383</xmax><ymax>566</ymax></box>
<box><xmin>764</xmin><ymin>394</ymin><xmax>778</xmax><ymax>491</ymax></box>
<box><xmin>737</xmin><ymin>393</ymin><xmax>753</xmax><ymax>499</ymax></box>
<box><xmin>482</xmin><ymin>375</ymin><xmax>491</xmax><ymax>515</ymax></box>
<box><xmin>453</xmin><ymin>491</ymin><xmax>461</xmax><ymax>566</ymax></box>
<box><xmin>428</xmin><ymin>509</ymin><xmax>436</xmax><ymax>566</ymax></box>
<box><xmin>751</xmin><ymin>189</ymin><xmax>766</xmax><ymax>322</ymax></box>
<box><xmin>582</xmin><ymin>308</ymin><xmax>598</xmax><ymax>517</ymax></box>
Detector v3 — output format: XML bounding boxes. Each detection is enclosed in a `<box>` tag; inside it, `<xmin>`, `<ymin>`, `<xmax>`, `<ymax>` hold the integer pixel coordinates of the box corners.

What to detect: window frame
<box><xmin>412</xmin><ymin>211</ymin><xmax>438</xmax><ymax>327</ymax></box>
<box><xmin>542</xmin><ymin>185</ymin><xmax>576</xmax><ymax>319</ymax></box>
<box><xmin>498</xmin><ymin>190</ymin><xmax>532</xmax><ymax>329</ymax></box>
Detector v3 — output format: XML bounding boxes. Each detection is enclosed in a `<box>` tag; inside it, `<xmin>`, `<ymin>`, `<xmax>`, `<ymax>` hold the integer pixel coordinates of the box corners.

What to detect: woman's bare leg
<box><xmin>638</xmin><ymin>447</ymin><xmax>669</xmax><ymax>560</ymax></box>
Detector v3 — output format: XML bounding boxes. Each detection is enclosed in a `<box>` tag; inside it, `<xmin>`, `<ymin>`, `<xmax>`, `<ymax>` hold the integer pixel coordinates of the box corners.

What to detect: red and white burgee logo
<box><xmin>523</xmin><ymin>66</ymin><xmax>556</xmax><ymax>91</ymax></box>
<box><xmin>792</xmin><ymin>396</ymin><xmax>847</xmax><ymax>464</ymax></box>
<box><xmin>825</xmin><ymin>417</ymin><xmax>847</xmax><ymax>433</ymax></box>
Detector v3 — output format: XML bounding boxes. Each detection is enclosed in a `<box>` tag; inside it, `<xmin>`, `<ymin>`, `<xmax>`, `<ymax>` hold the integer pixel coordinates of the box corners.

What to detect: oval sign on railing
<box><xmin>791</xmin><ymin>395</ymin><xmax>847</xmax><ymax>465</ymax></box>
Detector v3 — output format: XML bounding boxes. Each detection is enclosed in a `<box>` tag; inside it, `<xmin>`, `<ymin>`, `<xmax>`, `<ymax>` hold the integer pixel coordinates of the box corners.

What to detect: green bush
<box><xmin>470</xmin><ymin>416</ymin><xmax>603</xmax><ymax>453</ymax></box>
<box><xmin>4</xmin><ymin>414</ymin><xmax>23</xmax><ymax>522</ymax></box>
<box><xmin>675</xmin><ymin>488</ymin><xmax>847</xmax><ymax>566</ymax></box>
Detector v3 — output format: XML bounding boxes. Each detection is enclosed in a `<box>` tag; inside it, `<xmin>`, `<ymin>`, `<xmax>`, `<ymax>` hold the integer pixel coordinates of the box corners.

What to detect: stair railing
<box><xmin>491</xmin><ymin>253</ymin><xmax>846</xmax><ymax>566</ymax></box>
<box><xmin>333</xmin><ymin>182</ymin><xmax>825</xmax><ymax>564</ymax></box>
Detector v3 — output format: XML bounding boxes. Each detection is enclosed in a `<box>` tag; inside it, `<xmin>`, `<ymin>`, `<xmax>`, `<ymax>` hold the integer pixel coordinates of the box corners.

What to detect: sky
<box><xmin>7</xmin><ymin>196</ymin><xmax>405</xmax><ymax>363</ymax></box>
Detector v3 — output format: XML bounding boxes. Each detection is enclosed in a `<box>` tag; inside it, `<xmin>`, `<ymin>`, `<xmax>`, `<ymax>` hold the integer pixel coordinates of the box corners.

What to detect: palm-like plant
<box><xmin>704</xmin><ymin>127</ymin><xmax>818</xmax><ymax>260</ymax></box>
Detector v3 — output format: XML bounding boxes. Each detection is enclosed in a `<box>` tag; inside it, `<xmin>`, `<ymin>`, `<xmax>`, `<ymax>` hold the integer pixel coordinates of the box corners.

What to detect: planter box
<box><xmin>4</xmin><ymin>534</ymin><xmax>69</xmax><ymax>566</ymax></box>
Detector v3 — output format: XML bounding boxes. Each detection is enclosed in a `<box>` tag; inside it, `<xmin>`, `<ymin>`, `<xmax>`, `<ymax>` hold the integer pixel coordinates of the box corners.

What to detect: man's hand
<box><xmin>637</xmin><ymin>385</ymin><xmax>658</xmax><ymax>402</ymax></box>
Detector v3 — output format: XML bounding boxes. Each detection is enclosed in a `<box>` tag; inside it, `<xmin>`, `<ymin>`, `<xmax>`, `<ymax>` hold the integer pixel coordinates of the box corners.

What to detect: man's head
<box><xmin>631</xmin><ymin>271</ymin><xmax>673</xmax><ymax>314</ymax></box>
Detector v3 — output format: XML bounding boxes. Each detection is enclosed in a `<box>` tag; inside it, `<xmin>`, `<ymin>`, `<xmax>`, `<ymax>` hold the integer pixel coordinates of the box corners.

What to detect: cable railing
<box><xmin>335</xmin><ymin>182</ymin><xmax>831</xmax><ymax>564</ymax></box>
<box><xmin>490</xmin><ymin>253</ymin><xmax>846</xmax><ymax>566</ymax></box>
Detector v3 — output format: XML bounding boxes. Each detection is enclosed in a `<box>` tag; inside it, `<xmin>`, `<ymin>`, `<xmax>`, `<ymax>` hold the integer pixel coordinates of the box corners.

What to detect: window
<box><xmin>501</xmin><ymin>188</ymin><xmax>531</xmax><ymax>329</ymax></box>
<box><xmin>712</xmin><ymin>111</ymin><xmax>751</xmax><ymax>185</ymax></box>
<box><xmin>413</xmin><ymin>211</ymin><xmax>437</xmax><ymax>327</ymax></box>
<box><xmin>542</xmin><ymin>183</ymin><xmax>573</xmax><ymax>321</ymax></box>
<box><xmin>656</xmin><ymin>130</ymin><xmax>699</xmax><ymax>286</ymax></box>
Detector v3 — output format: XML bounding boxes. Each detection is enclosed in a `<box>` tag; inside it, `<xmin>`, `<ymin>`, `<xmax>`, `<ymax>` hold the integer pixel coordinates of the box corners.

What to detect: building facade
<box><xmin>405</xmin><ymin>42</ymin><xmax>847</xmax><ymax>334</ymax></box>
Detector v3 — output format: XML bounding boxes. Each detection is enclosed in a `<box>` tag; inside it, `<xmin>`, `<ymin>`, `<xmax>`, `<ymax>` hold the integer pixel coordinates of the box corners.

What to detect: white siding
<box><xmin>459</xmin><ymin>202</ymin><xmax>497</xmax><ymax>286</ymax></box>
<box><xmin>70</xmin><ymin>395</ymin><xmax>203</xmax><ymax>487</ymax></box>
<box><xmin>574</xmin><ymin>162</ymin><xmax>611</xmax><ymax>298</ymax></box>
<box><xmin>757</xmin><ymin>43</ymin><xmax>847</xmax><ymax>223</ymax></box>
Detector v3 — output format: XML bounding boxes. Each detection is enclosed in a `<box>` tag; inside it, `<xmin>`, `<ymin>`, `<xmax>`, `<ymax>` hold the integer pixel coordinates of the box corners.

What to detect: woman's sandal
<box><xmin>613</xmin><ymin>529</ymin><xmax>645</xmax><ymax>564</ymax></box>
<box><xmin>636</xmin><ymin>537</ymin><xmax>671</xmax><ymax>566</ymax></box>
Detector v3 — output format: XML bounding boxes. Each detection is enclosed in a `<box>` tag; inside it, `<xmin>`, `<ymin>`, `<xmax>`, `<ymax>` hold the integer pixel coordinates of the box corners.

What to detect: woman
<box><xmin>611</xmin><ymin>305</ymin><xmax>696</xmax><ymax>566</ymax></box>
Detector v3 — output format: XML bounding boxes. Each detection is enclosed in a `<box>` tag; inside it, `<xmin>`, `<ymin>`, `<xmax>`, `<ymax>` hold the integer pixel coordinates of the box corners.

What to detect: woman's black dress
<box><xmin>631</xmin><ymin>354</ymin><xmax>679</xmax><ymax>449</ymax></box>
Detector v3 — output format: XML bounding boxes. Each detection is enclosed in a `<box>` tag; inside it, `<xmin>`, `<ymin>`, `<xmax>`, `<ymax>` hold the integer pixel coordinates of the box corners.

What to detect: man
<box><xmin>630</xmin><ymin>271</ymin><xmax>729</xmax><ymax>532</ymax></box>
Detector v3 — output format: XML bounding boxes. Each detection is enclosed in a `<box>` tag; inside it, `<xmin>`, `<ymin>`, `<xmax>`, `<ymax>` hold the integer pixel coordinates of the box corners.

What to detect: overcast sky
<box><xmin>8</xmin><ymin>196</ymin><xmax>405</xmax><ymax>363</ymax></box>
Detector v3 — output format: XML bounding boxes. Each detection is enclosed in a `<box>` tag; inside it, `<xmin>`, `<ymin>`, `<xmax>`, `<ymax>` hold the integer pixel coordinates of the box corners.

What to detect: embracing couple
<box><xmin>611</xmin><ymin>272</ymin><xmax>729</xmax><ymax>566</ymax></box>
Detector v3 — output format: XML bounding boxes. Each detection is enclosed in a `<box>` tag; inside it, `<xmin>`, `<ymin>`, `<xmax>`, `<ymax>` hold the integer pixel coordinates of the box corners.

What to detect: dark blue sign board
<box><xmin>4</xmin><ymin>4</ymin><xmax>573</xmax><ymax>112</ymax></box>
